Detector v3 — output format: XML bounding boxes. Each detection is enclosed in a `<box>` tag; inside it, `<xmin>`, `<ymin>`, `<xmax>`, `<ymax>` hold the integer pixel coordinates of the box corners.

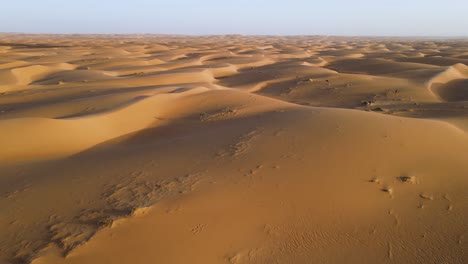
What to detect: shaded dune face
<box><xmin>434</xmin><ymin>79</ymin><xmax>468</xmax><ymax>102</ymax></box>
<box><xmin>0</xmin><ymin>35</ymin><xmax>467</xmax><ymax>264</ymax></box>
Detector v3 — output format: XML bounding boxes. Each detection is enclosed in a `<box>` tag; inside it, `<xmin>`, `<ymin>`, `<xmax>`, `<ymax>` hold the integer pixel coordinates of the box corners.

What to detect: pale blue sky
<box><xmin>1</xmin><ymin>0</ymin><xmax>467</xmax><ymax>36</ymax></box>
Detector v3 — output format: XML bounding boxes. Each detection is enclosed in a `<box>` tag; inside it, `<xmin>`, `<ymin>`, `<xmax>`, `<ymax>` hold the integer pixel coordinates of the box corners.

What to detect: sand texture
<box><xmin>0</xmin><ymin>34</ymin><xmax>467</xmax><ymax>264</ymax></box>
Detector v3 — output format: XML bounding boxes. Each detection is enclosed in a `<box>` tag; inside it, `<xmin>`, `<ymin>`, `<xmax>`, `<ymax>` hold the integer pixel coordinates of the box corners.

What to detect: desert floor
<box><xmin>0</xmin><ymin>35</ymin><xmax>467</xmax><ymax>264</ymax></box>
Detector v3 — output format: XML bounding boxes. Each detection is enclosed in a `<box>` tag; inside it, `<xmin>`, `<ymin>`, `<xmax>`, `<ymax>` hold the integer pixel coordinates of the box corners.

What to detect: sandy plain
<box><xmin>0</xmin><ymin>34</ymin><xmax>467</xmax><ymax>264</ymax></box>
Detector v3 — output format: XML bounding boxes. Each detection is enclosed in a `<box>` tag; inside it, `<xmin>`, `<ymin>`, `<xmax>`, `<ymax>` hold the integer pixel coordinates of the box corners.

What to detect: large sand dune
<box><xmin>0</xmin><ymin>35</ymin><xmax>467</xmax><ymax>264</ymax></box>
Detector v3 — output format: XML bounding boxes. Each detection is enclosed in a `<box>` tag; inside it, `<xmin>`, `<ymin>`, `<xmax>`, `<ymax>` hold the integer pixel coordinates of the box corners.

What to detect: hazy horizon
<box><xmin>2</xmin><ymin>0</ymin><xmax>468</xmax><ymax>37</ymax></box>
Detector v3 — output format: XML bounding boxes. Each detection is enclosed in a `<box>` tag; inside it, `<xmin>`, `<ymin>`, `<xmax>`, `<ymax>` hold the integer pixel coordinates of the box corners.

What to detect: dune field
<box><xmin>0</xmin><ymin>34</ymin><xmax>467</xmax><ymax>264</ymax></box>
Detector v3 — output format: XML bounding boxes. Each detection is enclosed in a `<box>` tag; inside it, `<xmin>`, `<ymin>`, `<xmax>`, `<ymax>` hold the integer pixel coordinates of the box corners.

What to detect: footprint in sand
<box><xmin>397</xmin><ymin>175</ymin><xmax>417</xmax><ymax>184</ymax></box>
<box><xmin>419</xmin><ymin>193</ymin><xmax>434</xmax><ymax>200</ymax></box>
<box><xmin>381</xmin><ymin>185</ymin><xmax>394</xmax><ymax>196</ymax></box>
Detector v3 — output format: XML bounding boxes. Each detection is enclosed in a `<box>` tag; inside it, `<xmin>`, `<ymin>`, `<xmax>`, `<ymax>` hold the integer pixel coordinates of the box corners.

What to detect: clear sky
<box><xmin>1</xmin><ymin>0</ymin><xmax>467</xmax><ymax>36</ymax></box>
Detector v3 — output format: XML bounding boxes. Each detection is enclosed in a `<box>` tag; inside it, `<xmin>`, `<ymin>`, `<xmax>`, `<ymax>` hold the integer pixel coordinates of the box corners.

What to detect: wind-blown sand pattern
<box><xmin>0</xmin><ymin>34</ymin><xmax>467</xmax><ymax>264</ymax></box>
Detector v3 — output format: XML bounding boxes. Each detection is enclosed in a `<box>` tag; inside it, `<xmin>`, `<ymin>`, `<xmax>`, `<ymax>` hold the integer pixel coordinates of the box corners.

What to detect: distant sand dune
<box><xmin>0</xmin><ymin>63</ymin><xmax>75</xmax><ymax>88</ymax></box>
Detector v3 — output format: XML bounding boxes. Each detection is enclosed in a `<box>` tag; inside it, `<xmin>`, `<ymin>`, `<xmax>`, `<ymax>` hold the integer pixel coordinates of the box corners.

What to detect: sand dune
<box><xmin>433</xmin><ymin>79</ymin><xmax>468</xmax><ymax>102</ymax></box>
<box><xmin>428</xmin><ymin>63</ymin><xmax>468</xmax><ymax>86</ymax></box>
<box><xmin>32</xmin><ymin>70</ymin><xmax>118</xmax><ymax>85</ymax></box>
<box><xmin>0</xmin><ymin>35</ymin><xmax>467</xmax><ymax>264</ymax></box>
<box><xmin>0</xmin><ymin>63</ymin><xmax>75</xmax><ymax>88</ymax></box>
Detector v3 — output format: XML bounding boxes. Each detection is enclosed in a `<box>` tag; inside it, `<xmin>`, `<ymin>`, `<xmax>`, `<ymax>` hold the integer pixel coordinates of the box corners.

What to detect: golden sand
<box><xmin>0</xmin><ymin>35</ymin><xmax>467</xmax><ymax>264</ymax></box>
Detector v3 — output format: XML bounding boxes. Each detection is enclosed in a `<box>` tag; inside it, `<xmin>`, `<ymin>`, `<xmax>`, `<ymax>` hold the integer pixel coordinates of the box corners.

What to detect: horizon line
<box><xmin>1</xmin><ymin>32</ymin><xmax>468</xmax><ymax>39</ymax></box>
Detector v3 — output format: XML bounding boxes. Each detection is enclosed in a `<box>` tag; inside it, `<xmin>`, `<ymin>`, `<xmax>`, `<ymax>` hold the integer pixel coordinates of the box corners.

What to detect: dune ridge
<box><xmin>426</xmin><ymin>63</ymin><xmax>468</xmax><ymax>100</ymax></box>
